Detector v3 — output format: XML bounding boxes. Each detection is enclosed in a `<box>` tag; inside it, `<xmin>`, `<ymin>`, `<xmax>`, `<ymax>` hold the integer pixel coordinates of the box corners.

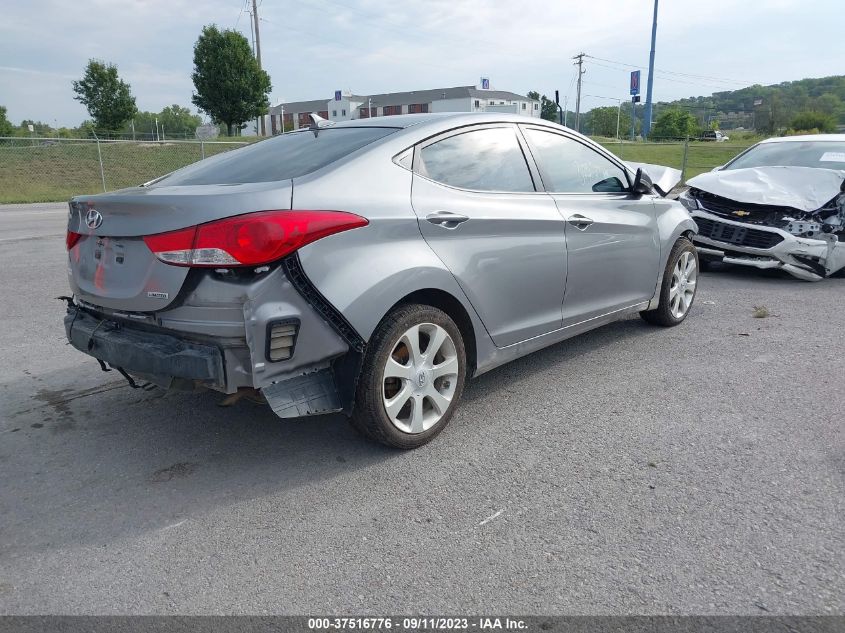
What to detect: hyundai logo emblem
<box><xmin>85</xmin><ymin>208</ymin><xmax>103</xmax><ymax>230</ymax></box>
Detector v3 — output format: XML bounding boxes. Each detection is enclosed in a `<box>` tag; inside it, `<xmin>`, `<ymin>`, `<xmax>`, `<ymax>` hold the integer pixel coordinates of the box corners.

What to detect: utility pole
<box><xmin>252</xmin><ymin>0</ymin><xmax>265</xmax><ymax>137</ymax></box>
<box><xmin>573</xmin><ymin>52</ymin><xmax>586</xmax><ymax>133</ymax></box>
<box><xmin>616</xmin><ymin>99</ymin><xmax>621</xmax><ymax>140</ymax></box>
<box><xmin>643</xmin><ymin>0</ymin><xmax>659</xmax><ymax>137</ymax></box>
<box><xmin>555</xmin><ymin>90</ymin><xmax>563</xmax><ymax>126</ymax></box>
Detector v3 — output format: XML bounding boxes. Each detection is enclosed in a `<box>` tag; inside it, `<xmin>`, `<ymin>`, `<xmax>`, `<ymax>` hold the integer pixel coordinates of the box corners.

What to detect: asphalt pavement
<box><xmin>0</xmin><ymin>203</ymin><xmax>842</xmax><ymax>614</ymax></box>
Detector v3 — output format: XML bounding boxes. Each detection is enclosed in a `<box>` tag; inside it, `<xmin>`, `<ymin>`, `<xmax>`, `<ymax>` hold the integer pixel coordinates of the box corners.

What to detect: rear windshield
<box><xmin>726</xmin><ymin>141</ymin><xmax>845</xmax><ymax>171</ymax></box>
<box><xmin>158</xmin><ymin>127</ymin><xmax>398</xmax><ymax>186</ymax></box>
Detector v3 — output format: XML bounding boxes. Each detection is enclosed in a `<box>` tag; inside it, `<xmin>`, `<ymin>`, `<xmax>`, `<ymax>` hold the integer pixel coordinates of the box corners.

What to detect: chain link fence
<box><xmin>596</xmin><ymin>138</ymin><xmax>754</xmax><ymax>182</ymax></box>
<box><xmin>0</xmin><ymin>137</ymin><xmax>250</xmax><ymax>204</ymax></box>
<box><xmin>1</xmin><ymin>135</ymin><xmax>756</xmax><ymax>205</ymax></box>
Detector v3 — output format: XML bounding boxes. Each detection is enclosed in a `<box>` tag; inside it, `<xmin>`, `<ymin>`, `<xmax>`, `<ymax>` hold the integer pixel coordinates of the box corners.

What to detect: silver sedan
<box><xmin>64</xmin><ymin>113</ymin><xmax>698</xmax><ymax>448</ymax></box>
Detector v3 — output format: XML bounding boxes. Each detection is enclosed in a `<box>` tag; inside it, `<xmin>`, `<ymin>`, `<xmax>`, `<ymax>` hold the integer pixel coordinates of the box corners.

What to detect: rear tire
<box><xmin>350</xmin><ymin>304</ymin><xmax>467</xmax><ymax>449</ymax></box>
<box><xmin>641</xmin><ymin>237</ymin><xmax>698</xmax><ymax>327</ymax></box>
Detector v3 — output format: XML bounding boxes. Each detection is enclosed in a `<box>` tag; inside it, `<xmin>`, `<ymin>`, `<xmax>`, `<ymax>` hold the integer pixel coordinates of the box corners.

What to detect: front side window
<box><xmin>418</xmin><ymin>127</ymin><xmax>534</xmax><ymax>192</ymax></box>
<box><xmin>523</xmin><ymin>128</ymin><xmax>628</xmax><ymax>193</ymax></box>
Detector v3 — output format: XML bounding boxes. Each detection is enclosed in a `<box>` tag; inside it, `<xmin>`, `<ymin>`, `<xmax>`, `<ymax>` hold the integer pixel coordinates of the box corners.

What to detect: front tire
<box><xmin>641</xmin><ymin>237</ymin><xmax>698</xmax><ymax>327</ymax></box>
<box><xmin>350</xmin><ymin>304</ymin><xmax>467</xmax><ymax>449</ymax></box>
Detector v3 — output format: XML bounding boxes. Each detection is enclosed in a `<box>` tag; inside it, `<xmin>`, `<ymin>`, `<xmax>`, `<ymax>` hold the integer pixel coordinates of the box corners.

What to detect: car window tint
<box><xmin>418</xmin><ymin>127</ymin><xmax>534</xmax><ymax>192</ymax></box>
<box><xmin>726</xmin><ymin>141</ymin><xmax>845</xmax><ymax>170</ymax></box>
<box><xmin>523</xmin><ymin>128</ymin><xmax>628</xmax><ymax>193</ymax></box>
<box><xmin>157</xmin><ymin>127</ymin><xmax>398</xmax><ymax>186</ymax></box>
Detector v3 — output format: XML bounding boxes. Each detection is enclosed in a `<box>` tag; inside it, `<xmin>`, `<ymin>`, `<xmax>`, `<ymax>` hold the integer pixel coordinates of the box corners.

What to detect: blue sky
<box><xmin>1</xmin><ymin>0</ymin><xmax>843</xmax><ymax>127</ymax></box>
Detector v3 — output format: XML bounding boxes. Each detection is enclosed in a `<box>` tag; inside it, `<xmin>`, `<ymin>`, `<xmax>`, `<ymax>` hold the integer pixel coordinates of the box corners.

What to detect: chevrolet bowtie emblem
<box><xmin>732</xmin><ymin>210</ymin><xmax>751</xmax><ymax>217</ymax></box>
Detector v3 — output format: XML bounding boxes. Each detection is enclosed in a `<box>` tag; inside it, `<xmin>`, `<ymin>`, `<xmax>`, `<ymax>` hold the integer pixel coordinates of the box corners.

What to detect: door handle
<box><xmin>567</xmin><ymin>214</ymin><xmax>594</xmax><ymax>230</ymax></box>
<box><xmin>426</xmin><ymin>211</ymin><xmax>469</xmax><ymax>229</ymax></box>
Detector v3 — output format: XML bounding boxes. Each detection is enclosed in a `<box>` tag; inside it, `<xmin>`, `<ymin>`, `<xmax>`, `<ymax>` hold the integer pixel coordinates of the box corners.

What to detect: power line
<box><xmin>234</xmin><ymin>0</ymin><xmax>249</xmax><ymax>29</ymax></box>
<box><xmin>584</xmin><ymin>54</ymin><xmax>755</xmax><ymax>87</ymax></box>
<box><xmin>585</xmin><ymin>59</ymin><xmax>744</xmax><ymax>91</ymax></box>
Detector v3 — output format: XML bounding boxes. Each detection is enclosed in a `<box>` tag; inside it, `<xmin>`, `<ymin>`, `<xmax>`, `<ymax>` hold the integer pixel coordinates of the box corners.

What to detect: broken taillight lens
<box><xmin>142</xmin><ymin>210</ymin><xmax>368</xmax><ymax>267</ymax></box>
<box><xmin>66</xmin><ymin>231</ymin><xmax>83</xmax><ymax>250</ymax></box>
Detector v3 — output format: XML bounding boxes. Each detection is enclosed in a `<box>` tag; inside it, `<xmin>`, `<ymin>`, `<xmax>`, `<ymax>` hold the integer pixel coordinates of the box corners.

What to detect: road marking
<box><xmin>479</xmin><ymin>509</ymin><xmax>504</xmax><ymax>526</ymax></box>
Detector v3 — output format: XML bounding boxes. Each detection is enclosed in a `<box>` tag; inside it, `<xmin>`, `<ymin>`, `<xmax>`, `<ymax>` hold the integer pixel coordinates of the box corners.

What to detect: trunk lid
<box><xmin>67</xmin><ymin>181</ymin><xmax>292</xmax><ymax>312</ymax></box>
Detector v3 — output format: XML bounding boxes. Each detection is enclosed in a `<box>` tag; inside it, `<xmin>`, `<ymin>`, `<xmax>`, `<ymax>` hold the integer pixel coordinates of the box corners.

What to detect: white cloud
<box><xmin>0</xmin><ymin>0</ymin><xmax>842</xmax><ymax>126</ymax></box>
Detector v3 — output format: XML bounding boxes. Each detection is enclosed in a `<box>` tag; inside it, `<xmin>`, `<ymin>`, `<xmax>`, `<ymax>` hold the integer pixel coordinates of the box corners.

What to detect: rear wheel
<box><xmin>641</xmin><ymin>237</ymin><xmax>698</xmax><ymax>327</ymax></box>
<box><xmin>350</xmin><ymin>304</ymin><xmax>466</xmax><ymax>449</ymax></box>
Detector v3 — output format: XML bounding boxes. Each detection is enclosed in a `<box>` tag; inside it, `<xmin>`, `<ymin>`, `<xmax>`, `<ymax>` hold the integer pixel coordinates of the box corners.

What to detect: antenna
<box><xmin>309</xmin><ymin>113</ymin><xmax>335</xmax><ymax>136</ymax></box>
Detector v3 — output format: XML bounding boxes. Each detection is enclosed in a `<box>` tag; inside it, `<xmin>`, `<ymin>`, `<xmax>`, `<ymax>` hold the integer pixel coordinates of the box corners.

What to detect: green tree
<box><xmin>0</xmin><ymin>106</ymin><xmax>14</xmax><ymax>136</ymax></box>
<box><xmin>649</xmin><ymin>108</ymin><xmax>700</xmax><ymax>139</ymax></box>
<box><xmin>123</xmin><ymin>105</ymin><xmax>202</xmax><ymax>138</ymax></box>
<box><xmin>159</xmin><ymin>104</ymin><xmax>202</xmax><ymax>136</ymax></box>
<box><xmin>191</xmin><ymin>25</ymin><xmax>271</xmax><ymax>136</ymax></box>
<box><xmin>790</xmin><ymin>111</ymin><xmax>837</xmax><ymax>133</ymax></box>
<box><xmin>72</xmin><ymin>60</ymin><xmax>137</xmax><ymax>131</ymax></box>
<box><xmin>17</xmin><ymin>119</ymin><xmax>53</xmax><ymax>136</ymax></box>
<box><xmin>586</xmin><ymin>105</ymin><xmax>630</xmax><ymax>138</ymax></box>
<box><xmin>528</xmin><ymin>91</ymin><xmax>560</xmax><ymax>122</ymax></box>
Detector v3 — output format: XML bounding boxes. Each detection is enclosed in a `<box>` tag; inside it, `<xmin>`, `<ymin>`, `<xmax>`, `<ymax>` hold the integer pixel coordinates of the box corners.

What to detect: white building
<box><xmin>265</xmin><ymin>83</ymin><xmax>541</xmax><ymax>134</ymax></box>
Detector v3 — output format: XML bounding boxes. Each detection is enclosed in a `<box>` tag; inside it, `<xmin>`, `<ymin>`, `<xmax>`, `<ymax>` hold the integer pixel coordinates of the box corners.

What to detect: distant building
<box><xmin>265</xmin><ymin>83</ymin><xmax>540</xmax><ymax>134</ymax></box>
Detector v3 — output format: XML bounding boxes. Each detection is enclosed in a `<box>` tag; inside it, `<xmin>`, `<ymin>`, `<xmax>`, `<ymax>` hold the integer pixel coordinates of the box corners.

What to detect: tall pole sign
<box><xmin>630</xmin><ymin>70</ymin><xmax>641</xmax><ymax>140</ymax></box>
<box><xmin>643</xmin><ymin>0</ymin><xmax>659</xmax><ymax>137</ymax></box>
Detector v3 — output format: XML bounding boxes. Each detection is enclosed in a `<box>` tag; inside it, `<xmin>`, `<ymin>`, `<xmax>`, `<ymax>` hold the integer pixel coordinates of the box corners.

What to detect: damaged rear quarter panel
<box><xmin>242</xmin><ymin>268</ymin><xmax>348</xmax><ymax>389</ymax></box>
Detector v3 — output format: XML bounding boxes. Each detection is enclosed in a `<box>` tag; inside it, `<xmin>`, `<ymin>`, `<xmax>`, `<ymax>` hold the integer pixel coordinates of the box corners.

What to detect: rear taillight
<box><xmin>142</xmin><ymin>210</ymin><xmax>368</xmax><ymax>267</ymax></box>
<box><xmin>66</xmin><ymin>231</ymin><xmax>83</xmax><ymax>250</ymax></box>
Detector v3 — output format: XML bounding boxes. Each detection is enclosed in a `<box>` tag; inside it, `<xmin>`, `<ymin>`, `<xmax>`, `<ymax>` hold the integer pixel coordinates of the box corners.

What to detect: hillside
<box><xmin>657</xmin><ymin>75</ymin><xmax>845</xmax><ymax>132</ymax></box>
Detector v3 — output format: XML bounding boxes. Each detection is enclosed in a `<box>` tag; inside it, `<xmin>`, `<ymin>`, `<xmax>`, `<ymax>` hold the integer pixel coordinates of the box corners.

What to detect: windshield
<box><xmin>725</xmin><ymin>140</ymin><xmax>845</xmax><ymax>171</ymax></box>
<box><xmin>157</xmin><ymin>127</ymin><xmax>399</xmax><ymax>186</ymax></box>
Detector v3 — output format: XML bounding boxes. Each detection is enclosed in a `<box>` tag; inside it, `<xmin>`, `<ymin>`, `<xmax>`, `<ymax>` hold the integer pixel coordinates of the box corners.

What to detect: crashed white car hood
<box><xmin>687</xmin><ymin>166</ymin><xmax>845</xmax><ymax>212</ymax></box>
<box><xmin>626</xmin><ymin>162</ymin><xmax>682</xmax><ymax>196</ymax></box>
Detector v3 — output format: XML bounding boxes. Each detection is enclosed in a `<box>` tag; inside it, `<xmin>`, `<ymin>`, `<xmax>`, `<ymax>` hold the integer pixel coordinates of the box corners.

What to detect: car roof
<box><xmin>758</xmin><ymin>134</ymin><xmax>845</xmax><ymax>144</ymax></box>
<box><xmin>323</xmin><ymin>112</ymin><xmax>557</xmax><ymax>130</ymax></box>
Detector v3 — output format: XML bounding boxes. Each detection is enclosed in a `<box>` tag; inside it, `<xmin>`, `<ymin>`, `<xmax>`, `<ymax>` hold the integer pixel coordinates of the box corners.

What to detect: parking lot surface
<box><xmin>0</xmin><ymin>203</ymin><xmax>843</xmax><ymax>614</ymax></box>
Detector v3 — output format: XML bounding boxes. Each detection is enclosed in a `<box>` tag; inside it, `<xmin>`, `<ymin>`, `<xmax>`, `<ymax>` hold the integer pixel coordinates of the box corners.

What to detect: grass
<box><xmin>0</xmin><ymin>140</ymin><xmax>247</xmax><ymax>204</ymax></box>
<box><xmin>0</xmin><ymin>136</ymin><xmax>758</xmax><ymax>205</ymax></box>
<box><xmin>596</xmin><ymin>138</ymin><xmax>757</xmax><ymax>179</ymax></box>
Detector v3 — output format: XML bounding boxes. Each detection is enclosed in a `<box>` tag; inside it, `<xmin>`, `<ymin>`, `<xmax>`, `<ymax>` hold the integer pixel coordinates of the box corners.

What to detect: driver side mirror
<box><xmin>631</xmin><ymin>168</ymin><xmax>654</xmax><ymax>195</ymax></box>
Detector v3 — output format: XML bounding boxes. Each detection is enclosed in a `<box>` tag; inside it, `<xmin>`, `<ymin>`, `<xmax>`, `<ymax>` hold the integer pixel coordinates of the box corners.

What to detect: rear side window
<box><xmin>418</xmin><ymin>127</ymin><xmax>535</xmax><ymax>192</ymax></box>
<box><xmin>523</xmin><ymin>128</ymin><xmax>628</xmax><ymax>193</ymax></box>
<box><xmin>158</xmin><ymin>127</ymin><xmax>398</xmax><ymax>186</ymax></box>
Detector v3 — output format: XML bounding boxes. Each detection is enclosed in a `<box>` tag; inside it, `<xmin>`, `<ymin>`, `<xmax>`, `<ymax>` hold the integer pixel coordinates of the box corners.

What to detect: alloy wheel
<box><xmin>669</xmin><ymin>250</ymin><xmax>697</xmax><ymax>319</ymax></box>
<box><xmin>382</xmin><ymin>323</ymin><xmax>459</xmax><ymax>434</ymax></box>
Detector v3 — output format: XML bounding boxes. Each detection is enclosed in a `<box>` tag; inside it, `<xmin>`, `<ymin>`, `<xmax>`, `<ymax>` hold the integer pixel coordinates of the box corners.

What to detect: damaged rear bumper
<box><xmin>690</xmin><ymin>210</ymin><xmax>845</xmax><ymax>281</ymax></box>
<box><xmin>65</xmin><ymin>306</ymin><xmax>226</xmax><ymax>388</ymax></box>
<box><xmin>63</xmin><ymin>261</ymin><xmax>362</xmax><ymax>418</ymax></box>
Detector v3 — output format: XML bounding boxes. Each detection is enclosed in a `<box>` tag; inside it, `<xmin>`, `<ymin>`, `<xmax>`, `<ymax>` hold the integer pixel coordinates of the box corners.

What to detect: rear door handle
<box><xmin>426</xmin><ymin>211</ymin><xmax>470</xmax><ymax>229</ymax></box>
<box><xmin>567</xmin><ymin>214</ymin><xmax>594</xmax><ymax>230</ymax></box>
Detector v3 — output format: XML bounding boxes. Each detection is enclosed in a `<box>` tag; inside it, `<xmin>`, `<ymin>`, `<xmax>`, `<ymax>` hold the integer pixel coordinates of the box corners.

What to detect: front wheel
<box><xmin>641</xmin><ymin>237</ymin><xmax>698</xmax><ymax>327</ymax></box>
<box><xmin>350</xmin><ymin>304</ymin><xmax>467</xmax><ymax>449</ymax></box>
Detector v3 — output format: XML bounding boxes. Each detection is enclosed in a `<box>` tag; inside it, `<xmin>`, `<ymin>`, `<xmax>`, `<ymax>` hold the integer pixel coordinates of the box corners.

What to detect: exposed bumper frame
<box><xmin>65</xmin><ymin>305</ymin><xmax>226</xmax><ymax>388</ymax></box>
<box><xmin>690</xmin><ymin>209</ymin><xmax>845</xmax><ymax>281</ymax></box>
